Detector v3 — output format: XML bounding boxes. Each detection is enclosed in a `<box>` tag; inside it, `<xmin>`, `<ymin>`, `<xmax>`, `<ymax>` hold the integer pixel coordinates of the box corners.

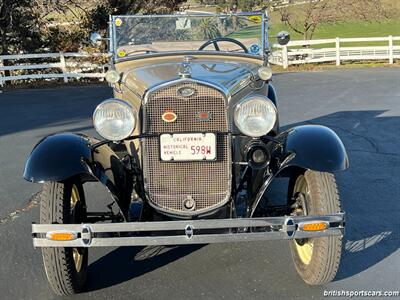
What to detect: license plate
<box><xmin>160</xmin><ymin>133</ymin><xmax>216</xmax><ymax>161</ymax></box>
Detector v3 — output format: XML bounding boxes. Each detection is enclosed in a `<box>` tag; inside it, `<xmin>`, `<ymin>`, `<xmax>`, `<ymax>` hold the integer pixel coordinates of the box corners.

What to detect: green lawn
<box><xmin>227</xmin><ymin>20</ymin><xmax>400</xmax><ymax>48</ymax></box>
<box><xmin>269</xmin><ymin>20</ymin><xmax>400</xmax><ymax>46</ymax></box>
<box><xmin>227</xmin><ymin>25</ymin><xmax>261</xmax><ymax>39</ymax></box>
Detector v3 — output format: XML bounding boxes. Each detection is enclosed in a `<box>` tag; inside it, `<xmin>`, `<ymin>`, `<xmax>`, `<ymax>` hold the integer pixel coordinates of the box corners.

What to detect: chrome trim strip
<box><xmin>115</xmin><ymin>51</ymin><xmax>263</xmax><ymax>63</ymax></box>
<box><xmin>113</xmin><ymin>12</ymin><xmax>264</xmax><ymax>18</ymax></box>
<box><xmin>111</xmin><ymin>16</ymin><xmax>117</xmax><ymax>61</ymax></box>
<box><xmin>262</xmin><ymin>11</ymin><xmax>266</xmax><ymax>63</ymax></box>
<box><xmin>32</xmin><ymin>213</ymin><xmax>345</xmax><ymax>247</ymax></box>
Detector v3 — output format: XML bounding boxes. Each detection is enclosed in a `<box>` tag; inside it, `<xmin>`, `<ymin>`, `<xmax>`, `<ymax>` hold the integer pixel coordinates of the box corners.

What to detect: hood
<box><xmin>122</xmin><ymin>58</ymin><xmax>260</xmax><ymax>97</ymax></box>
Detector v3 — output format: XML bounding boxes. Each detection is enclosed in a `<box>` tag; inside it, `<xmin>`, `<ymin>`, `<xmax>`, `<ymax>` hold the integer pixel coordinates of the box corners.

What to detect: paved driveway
<box><xmin>0</xmin><ymin>68</ymin><xmax>399</xmax><ymax>299</ymax></box>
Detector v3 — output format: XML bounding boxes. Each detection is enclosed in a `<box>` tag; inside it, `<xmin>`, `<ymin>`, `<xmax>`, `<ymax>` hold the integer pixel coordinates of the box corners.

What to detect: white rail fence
<box><xmin>1</xmin><ymin>36</ymin><xmax>399</xmax><ymax>87</ymax></box>
<box><xmin>270</xmin><ymin>36</ymin><xmax>400</xmax><ymax>69</ymax></box>
<box><xmin>0</xmin><ymin>52</ymin><xmax>108</xmax><ymax>87</ymax></box>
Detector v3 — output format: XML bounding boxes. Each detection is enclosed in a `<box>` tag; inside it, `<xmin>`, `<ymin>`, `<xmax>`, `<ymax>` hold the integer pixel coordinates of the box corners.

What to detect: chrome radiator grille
<box><xmin>142</xmin><ymin>81</ymin><xmax>231</xmax><ymax>215</ymax></box>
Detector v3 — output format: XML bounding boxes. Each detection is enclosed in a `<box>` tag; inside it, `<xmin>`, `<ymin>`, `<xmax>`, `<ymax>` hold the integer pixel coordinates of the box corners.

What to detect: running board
<box><xmin>32</xmin><ymin>213</ymin><xmax>345</xmax><ymax>248</ymax></box>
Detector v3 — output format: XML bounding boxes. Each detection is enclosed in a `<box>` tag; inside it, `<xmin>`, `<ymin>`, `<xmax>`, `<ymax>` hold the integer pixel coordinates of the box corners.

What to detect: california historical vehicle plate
<box><xmin>159</xmin><ymin>133</ymin><xmax>216</xmax><ymax>161</ymax></box>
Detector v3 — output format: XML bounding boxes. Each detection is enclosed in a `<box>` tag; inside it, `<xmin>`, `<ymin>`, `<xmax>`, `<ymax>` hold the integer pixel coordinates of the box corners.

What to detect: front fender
<box><xmin>23</xmin><ymin>133</ymin><xmax>92</xmax><ymax>182</ymax></box>
<box><xmin>23</xmin><ymin>133</ymin><xmax>131</xmax><ymax>217</ymax></box>
<box><xmin>278</xmin><ymin>125</ymin><xmax>349</xmax><ymax>172</ymax></box>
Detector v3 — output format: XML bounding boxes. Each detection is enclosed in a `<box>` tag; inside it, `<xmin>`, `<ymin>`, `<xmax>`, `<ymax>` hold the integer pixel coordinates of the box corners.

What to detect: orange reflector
<box><xmin>301</xmin><ymin>222</ymin><xmax>328</xmax><ymax>231</ymax></box>
<box><xmin>46</xmin><ymin>231</ymin><xmax>77</xmax><ymax>241</ymax></box>
<box><xmin>162</xmin><ymin>110</ymin><xmax>177</xmax><ymax>123</ymax></box>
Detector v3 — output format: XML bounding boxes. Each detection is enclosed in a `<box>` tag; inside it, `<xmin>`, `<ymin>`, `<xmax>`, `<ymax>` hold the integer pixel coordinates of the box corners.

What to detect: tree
<box><xmin>237</xmin><ymin>0</ymin><xmax>263</xmax><ymax>11</ymax></box>
<box><xmin>196</xmin><ymin>18</ymin><xmax>222</xmax><ymax>39</ymax></box>
<box><xmin>0</xmin><ymin>0</ymin><xmax>46</xmax><ymax>55</ymax></box>
<box><xmin>278</xmin><ymin>0</ymin><xmax>388</xmax><ymax>40</ymax></box>
<box><xmin>0</xmin><ymin>0</ymin><xmax>186</xmax><ymax>54</ymax></box>
<box><xmin>85</xmin><ymin>0</ymin><xmax>185</xmax><ymax>32</ymax></box>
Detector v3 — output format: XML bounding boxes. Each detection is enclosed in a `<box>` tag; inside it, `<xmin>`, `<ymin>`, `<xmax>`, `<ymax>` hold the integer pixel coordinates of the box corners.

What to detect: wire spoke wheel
<box><xmin>40</xmin><ymin>180</ymin><xmax>88</xmax><ymax>295</ymax></box>
<box><xmin>288</xmin><ymin>170</ymin><xmax>343</xmax><ymax>285</ymax></box>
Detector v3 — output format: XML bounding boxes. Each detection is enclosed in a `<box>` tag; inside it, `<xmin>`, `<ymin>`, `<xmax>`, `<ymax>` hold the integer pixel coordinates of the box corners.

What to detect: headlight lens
<box><xmin>234</xmin><ymin>96</ymin><xmax>277</xmax><ymax>137</ymax></box>
<box><xmin>258</xmin><ymin>66</ymin><xmax>273</xmax><ymax>81</ymax></box>
<box><xmin>105</xmin><ymin>69</ymin><xmax>120</xmax><ymax>84</ymax></box>
<box><xmin>93</xmin><ymin>99</ymin><xmax>136</xmax><ymax>141</ymax></box>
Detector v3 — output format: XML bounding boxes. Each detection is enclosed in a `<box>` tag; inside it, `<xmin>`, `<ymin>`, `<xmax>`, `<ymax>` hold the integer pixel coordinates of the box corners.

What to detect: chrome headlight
<box><xmin>105</xmin><ymin>69</ymin><xmax>120</xmax><ymax>84</ymax></box>
<box><xmin>234</xmin><ymin>96</ymin><xmax>277</xmax><ymax>137</ymax></box>
<box><xmin>93</xmin><ymin>99</ymin><xmax>137</xmax><ymax>141</ymax></box>
<box><xmin>258</xmin><ymin>66</ymin><xmax>273</xmax><ymax>81</ymax></box>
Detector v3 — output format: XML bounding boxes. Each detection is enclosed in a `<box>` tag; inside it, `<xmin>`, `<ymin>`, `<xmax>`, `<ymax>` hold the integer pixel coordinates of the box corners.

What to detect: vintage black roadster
<box><xmin>24</xmin><ymin>12</ymin><xmax>348</xmax><ymax>295</ymax></box>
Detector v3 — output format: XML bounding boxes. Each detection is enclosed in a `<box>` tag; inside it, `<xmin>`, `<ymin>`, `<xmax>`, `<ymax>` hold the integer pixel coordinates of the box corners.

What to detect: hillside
<box><xmin>185</xmin><ymin>0</ymin><xmax>400</xmax><ymax>41</ymax></box>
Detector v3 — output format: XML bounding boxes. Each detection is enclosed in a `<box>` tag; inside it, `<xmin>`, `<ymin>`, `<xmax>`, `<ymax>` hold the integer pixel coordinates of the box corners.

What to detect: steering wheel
<box><xmin>198</xmin><ymin>37</ymin><xmax>249</xmax><ymax>53</ymax></box>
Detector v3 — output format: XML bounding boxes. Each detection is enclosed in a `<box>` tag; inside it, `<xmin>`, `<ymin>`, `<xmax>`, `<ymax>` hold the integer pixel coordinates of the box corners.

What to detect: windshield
<box><xmin>111</xmin><ymin>13</ymin><xmax>266</xmax><ymax>59</ymax></box>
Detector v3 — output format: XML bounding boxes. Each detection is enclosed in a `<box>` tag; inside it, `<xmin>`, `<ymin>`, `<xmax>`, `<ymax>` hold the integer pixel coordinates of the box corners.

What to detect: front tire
<box><xmin>40</xmin><ymin>180</ymin><xmax>88</xmax><ymax>295</ymax></box>
<box><xmin>288</xmin><ymin>170</ymin><xmax>342</xmax><ymax>285</ymax></box>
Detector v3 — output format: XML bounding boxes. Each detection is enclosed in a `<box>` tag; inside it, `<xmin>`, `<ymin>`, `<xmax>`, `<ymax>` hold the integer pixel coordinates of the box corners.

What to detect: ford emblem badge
<box><xmin>177</xmin><ymin>87</ymin><xmax>196</xmax><ymax>97</ymax></box>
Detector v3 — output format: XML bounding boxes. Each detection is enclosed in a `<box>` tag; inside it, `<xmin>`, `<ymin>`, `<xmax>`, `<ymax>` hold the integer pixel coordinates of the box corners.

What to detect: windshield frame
<box><xmin>109</xmin><ymin>12</ymin><xmax>268</xmax><ymax>63</ymax></box>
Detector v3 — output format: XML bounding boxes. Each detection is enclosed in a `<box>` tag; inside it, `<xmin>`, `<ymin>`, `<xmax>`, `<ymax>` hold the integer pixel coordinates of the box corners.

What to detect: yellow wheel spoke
<box><xmin>70</xmin><ymin>184</ymin><xmax>83</xmax><ymax>272</ymax></box>
<box><xmin>292</xmin><ymin>175</ymin><xmax>314</xmax><ymax>265</ymax></box>
<box><xmin>295</xmin><ymin>240</ymin><xmax>313</xmax><ymax>265</ymax></box>
<box><xmin>72</xmin><ymin>248</ymin><xmax>83</xmax><ymax>272</ymax></box>
<box><xmin>70</xmin><ymin>184</ymin><xmax>80</xmax><ymax>208</ymax></box>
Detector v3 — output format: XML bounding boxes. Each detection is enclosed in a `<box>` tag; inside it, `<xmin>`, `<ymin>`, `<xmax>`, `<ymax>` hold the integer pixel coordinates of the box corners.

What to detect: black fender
<box><xmin>249</xmin><ymin>125</ymin><xmax>348</xmax><ymax>215</ymax></box>
<box><xmin>23</xmin><ymin>133</ymin><xmax>131</xmax><ymax>218</ymax></box>
<box><xmin>277</xmin><ymin>125</ymin><xmax>349</xmax><ymax>173</ymax></box>
<box><xmin>267</xmin><ymin>83</ymin><xmax>279</xmax><ymax>135</ymax></box>
<box><xmin>267</xmin><ymin>83</ymin><xmax>277</xmax><ymax>106</ymax></box>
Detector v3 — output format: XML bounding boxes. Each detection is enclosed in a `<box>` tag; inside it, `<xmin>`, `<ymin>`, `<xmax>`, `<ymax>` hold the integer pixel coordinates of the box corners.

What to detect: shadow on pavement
<box><xmin>85</xmin><ymin>245</ymin><xmax>204</xmax><ymax>292</ymax></box>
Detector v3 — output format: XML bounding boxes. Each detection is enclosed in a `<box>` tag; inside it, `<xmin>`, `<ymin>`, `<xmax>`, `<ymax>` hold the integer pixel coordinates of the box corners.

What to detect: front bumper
<box><xmin>32</xmin><ymin>213</ymin><xmax>345</xmax><ymax>248</ymax></box>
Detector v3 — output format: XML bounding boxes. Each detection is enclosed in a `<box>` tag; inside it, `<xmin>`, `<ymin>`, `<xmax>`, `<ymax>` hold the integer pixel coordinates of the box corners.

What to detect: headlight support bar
<box><xmin>90</xmin><ymin>132</ymin><xmax>283</xmax><ymax>151</ymax></box>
